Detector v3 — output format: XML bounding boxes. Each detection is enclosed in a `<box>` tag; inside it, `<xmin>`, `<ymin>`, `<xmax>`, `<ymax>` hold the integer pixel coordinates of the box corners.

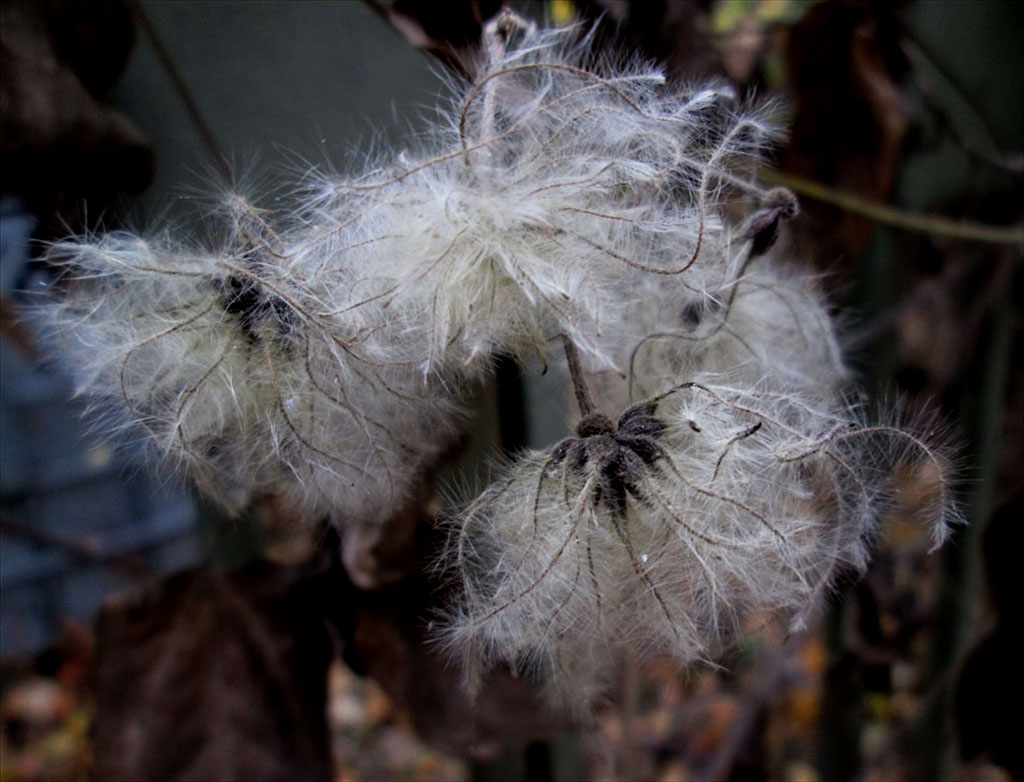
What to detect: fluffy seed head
<box><xmin>39</xmin><ymin>223</ymin><xmax>470</xmax><ymax>525</ymax></box>
<box><xmin>304</xmin><ymin>12</ymin><xmax>780</xmax><ymax>374</ymax></box>
<box><xmin>439</xmin><ymin>378</ymin><xmax>958</xmax><ymax>711</ymax></box>
<box><xmin>28</xmin><ymin>12</ymin><xmax>960</xmax><ymax>711</ymax></box>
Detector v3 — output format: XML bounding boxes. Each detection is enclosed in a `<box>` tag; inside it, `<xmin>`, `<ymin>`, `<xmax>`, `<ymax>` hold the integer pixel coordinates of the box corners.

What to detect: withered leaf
<box><xmin>93</xmin><ymin>559</ymin><xmax>342</xmax><ymax>781</ymax></box>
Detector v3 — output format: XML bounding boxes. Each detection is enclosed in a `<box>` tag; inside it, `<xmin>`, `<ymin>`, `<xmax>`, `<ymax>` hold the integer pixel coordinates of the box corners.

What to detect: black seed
<box><xmin>218</xmin><ymin>273</ymin><xmax>292</xmax><ymax>344</ymax></box>
<box><xmin>681</xmin><ymin>301</ymin><xmax>703</xmax><ymax>327</ymax></box>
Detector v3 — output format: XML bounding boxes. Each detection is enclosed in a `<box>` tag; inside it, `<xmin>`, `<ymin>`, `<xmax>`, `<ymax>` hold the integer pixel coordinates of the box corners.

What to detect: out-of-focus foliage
<box><xmin>1</xmin><ymin>0</ymin><xmax>1020</xmax><ymax>780</ymax></box>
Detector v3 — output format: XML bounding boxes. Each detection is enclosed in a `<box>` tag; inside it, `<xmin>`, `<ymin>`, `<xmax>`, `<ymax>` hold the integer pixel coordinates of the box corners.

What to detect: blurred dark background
<box><xmin>1</xmin><ymin>1</ymin><xmax>1020</xmax><ymax>780</ymax></box>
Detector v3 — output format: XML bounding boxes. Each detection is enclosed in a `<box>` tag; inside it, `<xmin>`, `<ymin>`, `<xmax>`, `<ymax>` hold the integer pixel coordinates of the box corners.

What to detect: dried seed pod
<box><xmin>742</xmin><ymin>186</ymin><xmax>799</xmax><ymax>258</ymax></box>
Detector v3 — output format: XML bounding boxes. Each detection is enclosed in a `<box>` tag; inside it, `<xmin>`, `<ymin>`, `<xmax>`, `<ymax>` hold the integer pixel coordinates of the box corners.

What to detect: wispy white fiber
<box><xmin>586</xmin><ymin>252</ymin><xmax>850</xmax><ymax>411</ymax></box>
<box><xmin>304</xmin><ymin>12</ymin><xmax>778</xmax><ymax>373</ymax></box>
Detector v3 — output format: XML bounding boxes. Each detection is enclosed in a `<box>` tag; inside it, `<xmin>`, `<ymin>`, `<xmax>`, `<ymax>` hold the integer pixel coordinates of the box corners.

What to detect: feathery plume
<box><xmin>309</xmin><ymin>10</ymin><xmax>780</xmax><ymax>374</ymax></box>
<box><xmin>439</xmin><ymin>377</ymin><xmax>958</xmax><ymax>712</ymax></box>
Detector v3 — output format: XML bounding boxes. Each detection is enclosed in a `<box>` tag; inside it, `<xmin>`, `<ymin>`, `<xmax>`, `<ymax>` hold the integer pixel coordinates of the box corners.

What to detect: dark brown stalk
<box><xmin>562</xmin><ymin>335</ymin><xmax>596</xmax><ymax>418</ymax></box>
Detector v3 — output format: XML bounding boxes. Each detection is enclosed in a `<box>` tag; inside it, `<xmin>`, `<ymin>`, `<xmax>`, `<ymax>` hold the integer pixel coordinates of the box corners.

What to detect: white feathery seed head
<box><xmin>304</xmin><ymin>10</ymin><xmax>780</xmax><ymax>374</ymax></box>
<box><xmin>35</xmin><ymin>11</ymin><xmax>782</xmax><ymax>526</ymax></box>
<box><xmin>439</xmin><ymin>378</ymin><xmax>959</xmax><ymax>712</ymax></box>
<box><xmin>586</xmin><ymin>252</ymin><xmax>850</xmax><ymax>411</ymax></box>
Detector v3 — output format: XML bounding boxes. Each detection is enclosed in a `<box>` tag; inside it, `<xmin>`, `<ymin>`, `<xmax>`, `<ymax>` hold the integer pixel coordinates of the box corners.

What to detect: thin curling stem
<box><xmin>562</xmin><ymin>336</ymin><xmax>596</xmax><ymax>418</ymax></box>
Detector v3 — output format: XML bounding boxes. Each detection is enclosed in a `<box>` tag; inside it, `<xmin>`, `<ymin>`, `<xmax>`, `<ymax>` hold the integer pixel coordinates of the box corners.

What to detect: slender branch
<box><xmin>899</xmin><ymin>28</ymin><xmax>1004</xmax><ymax>151</ymax></box>
<box><xmin>1</xmin><ymin>513</ymin><xmax>151</xmax><ymax>579</ymax></box>
<box><xmin>129</xmin><ymin>0</ymin><xmax>234</xmax><ymax>184</ymax></box>
<box><xmin>762</xmin><ymin>170</ymin><xmax>1024</xmax><ymax>248</ymax></box>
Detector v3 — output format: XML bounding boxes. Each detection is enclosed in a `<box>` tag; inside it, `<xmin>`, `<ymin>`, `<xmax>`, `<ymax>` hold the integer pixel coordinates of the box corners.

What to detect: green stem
<box><xmin>763</xmin><ymin>170</ymin><xmax>1024</xmax><ymax>248</ymax></box>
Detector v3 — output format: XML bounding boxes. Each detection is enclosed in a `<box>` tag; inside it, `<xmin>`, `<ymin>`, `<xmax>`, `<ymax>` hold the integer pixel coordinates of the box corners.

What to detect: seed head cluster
<box><xmin>34</xmin><ymin>11</ymin><xmax>958</xmax><ymax>712</ymax></box>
